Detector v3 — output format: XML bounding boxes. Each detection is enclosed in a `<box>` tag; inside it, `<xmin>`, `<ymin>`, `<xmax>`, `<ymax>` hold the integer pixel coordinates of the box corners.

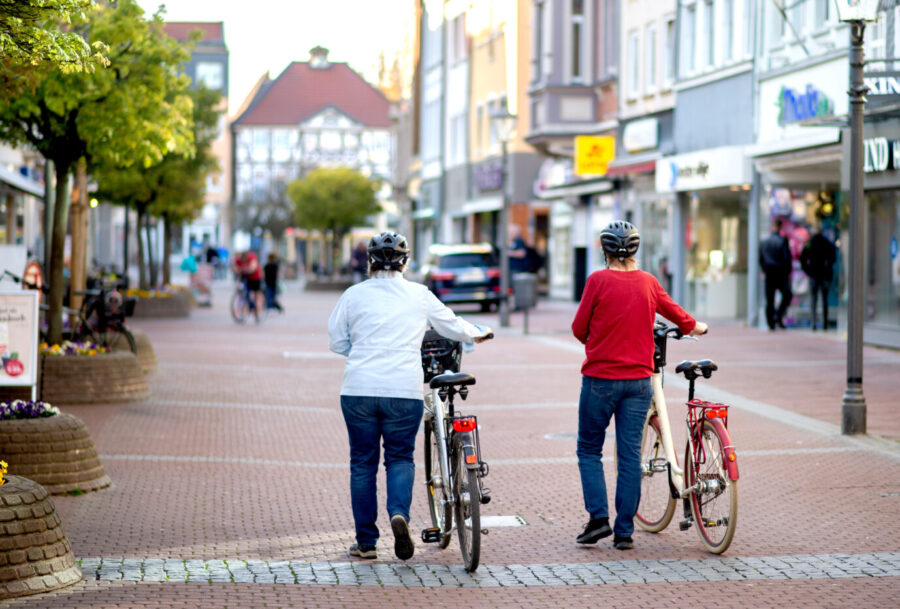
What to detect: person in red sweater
<box><xmin>571</xmin><ymin>221</ymin><xmax>707</xmax><ymax>550</ymax></box>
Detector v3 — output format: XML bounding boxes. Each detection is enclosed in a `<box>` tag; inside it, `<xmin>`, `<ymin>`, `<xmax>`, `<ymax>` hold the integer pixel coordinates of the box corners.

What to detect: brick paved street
<box><xmin>3</xmin><ymin>283</ymin><xmax>899</xmax><ymax>608</ymax></box>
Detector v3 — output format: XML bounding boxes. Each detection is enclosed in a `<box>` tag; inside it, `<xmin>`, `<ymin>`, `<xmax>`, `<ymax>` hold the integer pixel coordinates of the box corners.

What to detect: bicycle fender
<box><xmin>707</xmin><ymin>418</ymin><xmax>739</xmax><ymax>481</ymax></box>
<box><xmin>458</xmin><ymin>432</ymin><xmax>479</xmax><ymax>469</ymax></box>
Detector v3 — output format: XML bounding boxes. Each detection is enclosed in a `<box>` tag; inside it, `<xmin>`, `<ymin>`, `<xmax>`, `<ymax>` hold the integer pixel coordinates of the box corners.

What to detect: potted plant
<box><xmin>39</xmin><ymin>340</ymin><xmax>150</xmax><ymax>405</ymax></box>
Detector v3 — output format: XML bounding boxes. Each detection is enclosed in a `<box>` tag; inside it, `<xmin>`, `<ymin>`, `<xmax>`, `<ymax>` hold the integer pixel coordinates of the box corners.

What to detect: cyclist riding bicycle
<box><xmin>233</xmin><ymin>251</ymin><xmax>263</xmax><ymax>316</ymax></box>
<box><xmin>328</xmin><ymin>231</ymin><xmax>492</xmax><ymax>562</ymax></box>
<box><xmin>571</xmin><ymin>220</ymin><xmax>708</xmax><ymax>551</ymax></box>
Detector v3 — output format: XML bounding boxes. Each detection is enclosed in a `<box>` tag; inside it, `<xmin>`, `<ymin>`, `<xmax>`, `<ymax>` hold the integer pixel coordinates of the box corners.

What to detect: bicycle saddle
<box><xmin>674</xmin><ymin>359</ymin><xmax>718</xmax><ymax>380</ymax></box>
<box><xmin>429</xmin><ymin>372</ymin><xmax>476</xmax><ymax>389</ymax></box>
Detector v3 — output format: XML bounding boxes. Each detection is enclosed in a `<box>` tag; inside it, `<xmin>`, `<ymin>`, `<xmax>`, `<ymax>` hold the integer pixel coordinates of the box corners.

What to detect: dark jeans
<box><xmin>264</xmin><ymin>284</ymin><xmax>282</xmax><ymax>311</ymax></box>
<box><xmin>809</xmin><ymin>278</ymin><xmax>831</xmax><ymax>329</ymax></box>
<box><xmin>340</xmin><ymin>395</ymin><xmax>424</xmax><ymax>546</ymax></box>
<box><xmin>764</xmin><ymin>271</ymin><xmax>793</xmax><ymax>329</ymax></box>
<box><xmin>577</xmin><ymin>376</ymin><xmax>652</xmax><ymax>539</ymax></box>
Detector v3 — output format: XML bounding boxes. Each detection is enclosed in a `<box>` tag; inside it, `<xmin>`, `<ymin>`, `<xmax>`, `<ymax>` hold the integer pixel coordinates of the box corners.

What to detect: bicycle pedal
<box><xmin>679</xmin><ymin>518</ymin><xmax>693</xmax><ymax>531</ymax></box>
<box><xmin>421</xmin><ymin>528</ymin><xmax>442</xmax><ymax>543</ymax></box>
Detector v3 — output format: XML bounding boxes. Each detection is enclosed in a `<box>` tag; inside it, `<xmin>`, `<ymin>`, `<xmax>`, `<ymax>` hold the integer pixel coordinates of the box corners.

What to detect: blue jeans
<box><xmin>576</xmin><ymin>376</ymin><xmax>652</xmax><ymax>539</ymax></box>
<box><xmin>340</xmin><ymin>395</ymin><xmax>424</xmax><ymax>546</ymax></box>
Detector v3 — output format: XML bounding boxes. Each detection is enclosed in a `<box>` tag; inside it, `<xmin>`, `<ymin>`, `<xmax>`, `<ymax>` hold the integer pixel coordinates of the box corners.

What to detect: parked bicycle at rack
<box><xmin>1</xmin><ymin>269</ymin><xmax>136</xmax><ymax>354</ymax></box>
<box><xmin>624</xmin><ymin>321</ymin><xmax>739</xmax><ymax>554</ymax></box>
<box><xmin>419</xmin><ymin>328</ymin><xmax>493</xmax><ymax>572</ymax></box>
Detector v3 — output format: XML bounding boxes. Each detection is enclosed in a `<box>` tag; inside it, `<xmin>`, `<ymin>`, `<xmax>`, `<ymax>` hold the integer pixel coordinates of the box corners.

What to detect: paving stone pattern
<box><xmin>72</xmin><ymin>552</ymin><xmax>900</xmax><ymax>588</ymax></box>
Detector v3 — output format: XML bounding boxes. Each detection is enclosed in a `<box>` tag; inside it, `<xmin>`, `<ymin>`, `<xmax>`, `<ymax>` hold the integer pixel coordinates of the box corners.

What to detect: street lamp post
<box><xmin>834</xmin><ymin>0</ymin><xmax>881</xmax><ymax>434</ymax></box>
<box><xmin>490</xmin><ymin>109</ymin><xmax>517</xmax><ymax>328</ymax></box>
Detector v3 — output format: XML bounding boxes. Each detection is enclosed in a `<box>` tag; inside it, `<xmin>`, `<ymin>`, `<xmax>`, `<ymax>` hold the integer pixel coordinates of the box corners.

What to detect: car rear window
<box><xmin>438</xmin><ymin>252</ymin><xmax>496</xmax><ymax>269</ymax></box>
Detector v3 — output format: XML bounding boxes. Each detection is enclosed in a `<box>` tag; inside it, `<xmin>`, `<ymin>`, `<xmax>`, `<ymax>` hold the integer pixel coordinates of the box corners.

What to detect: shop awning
<box><xmin>411</xmin><ymin>208</ymin><xmax>435</xmax><ymax>220</ymax></box>
<box><xmin>0</xmin><ymin>165</ymin><xmax>44</xmax><ymax>198</ymax></box>
<box><xmin>462</xmin><ymin>196</ymin><xmax>502</xmax><ymax>215</ymax></box>
<box><xmin>604</xmin><ymin>153</ymin><xmax>658</xmax><ymax>177</ymax></box>
<box><xmin>535</xmin><ymin>176</ymin><xmax>614</xmax><ymax>200</ymax></box>
<box><xmin>747</xmin><ymin>129</ymin><xmax>841</xmax><ymax>158</ymax></box>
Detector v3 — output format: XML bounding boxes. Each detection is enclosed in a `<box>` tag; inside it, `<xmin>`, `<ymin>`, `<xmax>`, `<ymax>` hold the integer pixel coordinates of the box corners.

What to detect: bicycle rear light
<box><xmin>452</xmin><ymin>417</ymin><xmax>477</xmax><ymax>432</ymax></box>
<box><xmin>465</xmin><ymin>454</ymin><xmax>479</xmax><ymax>464</ymax></box>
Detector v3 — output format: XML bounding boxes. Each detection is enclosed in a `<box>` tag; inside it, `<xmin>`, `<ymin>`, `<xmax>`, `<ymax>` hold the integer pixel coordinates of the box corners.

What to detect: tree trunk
<box><xmin>69</xmin><ymin>158</ymin><xmax>88</xmax><ymax>315</ymax></box>
<box><xmin>136</xmin><ymin>210</ymin><xmax>147</xmax><ymax>290</ymax></box>
<box><xmin>46</xmin><ymin>161</ymin><xmax>72</xmax><ymax>346</ymax></box>
<box><xmin>162</xmin><ymin>214</ymin><xmax>172</xmax><ymax>286</ymax></box>
<box><xmin>146</xmin><ymin>218</ymin><xmax>158</xmax><ymax>287</ymax></box>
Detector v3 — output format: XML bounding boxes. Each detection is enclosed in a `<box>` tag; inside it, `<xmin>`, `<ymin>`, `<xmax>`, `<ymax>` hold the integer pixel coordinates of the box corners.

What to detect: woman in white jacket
<box><xmin>328</xmin><ymin>232</ymin><xmax>491</xmax><ymax>561</ymax></box>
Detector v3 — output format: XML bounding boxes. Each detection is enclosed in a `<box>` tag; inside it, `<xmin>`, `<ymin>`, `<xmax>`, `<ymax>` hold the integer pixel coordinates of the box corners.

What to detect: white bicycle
<box><xmin>629</xmin><ymin>321</ymin><xmax>740</xmax><ymax>554</ymax></box>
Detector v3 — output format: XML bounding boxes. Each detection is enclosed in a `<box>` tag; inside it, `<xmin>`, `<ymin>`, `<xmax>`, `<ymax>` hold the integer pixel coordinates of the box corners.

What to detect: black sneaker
<box><xmin>348</xmin><ymin>543</ymin><xmax>377</xmax><ymax>559</ymax></box>
<box><xmin>613</xmin><ymin>536</ymin><xmax>634</xmax><ymax>550</ymax></box>
<box><xmin>390</xmin><ymin>514</ymin><xmax>415</xmax><ymax>560</ymax></box>
<box><xmin>576</xmin><ymin>518</ymin><xmax>612</xmax><ymax>544</ymax></box>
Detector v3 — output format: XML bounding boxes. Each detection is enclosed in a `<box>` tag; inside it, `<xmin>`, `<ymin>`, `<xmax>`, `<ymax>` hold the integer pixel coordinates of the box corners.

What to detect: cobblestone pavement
<box><xmin>3</xmin><ymin>283</ymin><xmax>899</xmax><ymax>608</ymax></box>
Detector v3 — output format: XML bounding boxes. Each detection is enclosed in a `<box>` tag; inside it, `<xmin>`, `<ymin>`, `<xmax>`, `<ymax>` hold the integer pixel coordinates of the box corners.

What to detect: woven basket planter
<box><xmin>130</xmin><ymin>291</ymin><xmax>191</xmax><ymax>319</ymax></box>
<box><xmin>1</xmin><ymin>412</ymin><xmax>110</xmax><ymax>495</ymax></box>
<box><xmin>111</xmin><ymin>328</ymin><xmax>157</xmax><ymax>374</ymax></box>
<box><xmin>0</xmin><ymin>476</ymin><xmax>82</xmax><ymax>600</ymax></box>
<box><xmin>40</xmin><ymin>351</ymin><xmax>150</xmax><ymax>405</ymax></box>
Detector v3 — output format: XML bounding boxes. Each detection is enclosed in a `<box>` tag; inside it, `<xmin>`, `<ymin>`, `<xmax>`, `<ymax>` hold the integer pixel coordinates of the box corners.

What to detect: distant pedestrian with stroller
<box><xmin>759</xmin><ymin>218</ymin><xmax>793</xmax><ymax>330</ymax></box>
<box><xmin>800</xmin><ymin>227</ymin><xmax>837</xmax><ymax>331</ymax></box>
<box><xmin>571</xmin><ymin>221</ymin><xmax>707</xmax><ymax>551</ymax></box>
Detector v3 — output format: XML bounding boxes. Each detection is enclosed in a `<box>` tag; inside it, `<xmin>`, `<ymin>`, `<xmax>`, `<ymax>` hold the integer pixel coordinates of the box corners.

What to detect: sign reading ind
<box><xmin>574</xmin><ymin>136</ymin><xmax>615</xmax><ymax>177</ymax></box>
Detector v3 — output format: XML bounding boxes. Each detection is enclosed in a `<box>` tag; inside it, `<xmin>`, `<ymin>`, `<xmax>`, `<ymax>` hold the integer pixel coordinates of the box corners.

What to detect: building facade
<box><xmin>231</xmin><ymin>47</ymin><xmax>393</xmax><ymax>271</ymax></box>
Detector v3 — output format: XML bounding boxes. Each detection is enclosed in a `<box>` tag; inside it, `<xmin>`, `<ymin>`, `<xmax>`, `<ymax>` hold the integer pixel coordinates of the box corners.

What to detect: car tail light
<box><xmin>486</xmin><ymin>269</ymin><xmax>501</xmax><ymax>279</ymax></box>
<box><xmin>430</xmin><ymin>272</ymin><xmax>455</xmax><ymax>282</ymax></box>
<box><xmin>437</xmin><ymin>288</ymin><xmax>451</xmax><ymax>295</ymax></box>
<box><xmin>452</xmin><ymin>417</ymin><xmax>477</xmax><ymax>432</ymax></box>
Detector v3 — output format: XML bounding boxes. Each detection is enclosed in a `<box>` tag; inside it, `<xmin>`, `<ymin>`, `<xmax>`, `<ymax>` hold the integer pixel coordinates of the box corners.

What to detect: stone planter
<box><xmin>112</xmin><ymin>328</ymin><xmax>157</xmax><ymax>374</ymax></box>
<box><xmin>130</xmin><ymin>291</ymin><xmax>191</xmax><ymax>319</ymax></box>
<box><xmin>40</xmin><ymin>351</ymin><xmax>150</xmax><ymax>405</ymax></box>
<box><xmin>1</xmin><ymin>412</ymin><xmax>110</xmax><ymax>495</ymax></box>
<box><xmin>0</xmin><ymin>476</ymin><xmax>82</xmax><ymax>600</ymax></box>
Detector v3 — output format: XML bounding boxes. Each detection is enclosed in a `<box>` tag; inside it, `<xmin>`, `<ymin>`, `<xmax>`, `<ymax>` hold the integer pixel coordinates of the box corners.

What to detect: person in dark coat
<box><xmin>800</xmin><ymin>228</ymin><xmax>837</xmax><ymax>330</ymax></box>
<box><xmin>759</xmin><ymin>218</ymin><xmax>793</xmax><ymax>330</ymax></box>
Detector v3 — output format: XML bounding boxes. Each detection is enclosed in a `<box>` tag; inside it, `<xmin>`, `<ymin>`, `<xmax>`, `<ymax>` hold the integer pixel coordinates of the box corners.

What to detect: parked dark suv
<box><xmin>421</xmin><ymin>243</ymin><xmax>501</xmax><ymax>311</ymax></box>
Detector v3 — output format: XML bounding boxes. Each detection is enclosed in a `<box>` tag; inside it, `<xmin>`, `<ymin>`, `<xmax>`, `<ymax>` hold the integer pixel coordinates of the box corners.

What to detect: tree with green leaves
<box><xmin>288</xmin><ymin>167</ymin><xmax>381</xmax><ymax>275</ymax></box>
<box><xmin>0</xmin><ymin>0</ymin><xmax>194</xmax><ymax>344</ymax></box>
<box><xmin>0</xmin><ymin>0</ymin><xmax>107</xmax><ymax>80</ymax></box>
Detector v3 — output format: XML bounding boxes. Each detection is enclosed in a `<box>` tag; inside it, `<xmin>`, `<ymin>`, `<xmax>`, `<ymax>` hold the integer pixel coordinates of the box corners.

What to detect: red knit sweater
<box><xmin>571</xmin><ymin>269</ymin><xmax>696</xmax><ymax>380</ymax></box>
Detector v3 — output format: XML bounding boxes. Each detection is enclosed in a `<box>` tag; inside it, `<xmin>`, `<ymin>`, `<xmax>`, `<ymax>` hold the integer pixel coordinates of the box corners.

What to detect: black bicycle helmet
<box><xmin>367</xmin><ymin>231</ymin><xmax>410</xmax><ymax>270</ymax></box>
<box><xmin>599</xmin><ymin>221</ymin><xmax>640</xmax><ymax>261</ymax></box>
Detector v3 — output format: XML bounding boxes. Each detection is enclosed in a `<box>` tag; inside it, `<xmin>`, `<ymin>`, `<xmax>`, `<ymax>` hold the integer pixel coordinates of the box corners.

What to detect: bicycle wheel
<box><xmin>423</xmin><ymin>418</ymin><xmax>452</xmax><ymax>549</ymax></box>
<box><xmin>685</xmin><ymin>419</ymin><xmax>738</xmax><ymax>554</ymax></box>
<box><xmin>96</xmin><ymin>324</ymin><xmax>136</xmax><ymax>354</ymax></box>
<box><xmin>230</xmin><ymin>291</ymin><xmax>247</xmax><ymax>324</ymax></box>
<box><xmin>635</xmin><ymin>415</ymin><xmax>677</xmax><ymax>532</ymax></box>
<box><xmin>453</xmin><ymin>435</ymin><xmax>481</xmax><ymax>572</ymax></box>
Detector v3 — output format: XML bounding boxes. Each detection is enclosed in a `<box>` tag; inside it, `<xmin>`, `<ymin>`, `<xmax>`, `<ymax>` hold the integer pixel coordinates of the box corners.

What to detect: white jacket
<box><xmin>328</xmin><ymin>272</ymin><xmax>486</xmax><ymax>399</ymax></box>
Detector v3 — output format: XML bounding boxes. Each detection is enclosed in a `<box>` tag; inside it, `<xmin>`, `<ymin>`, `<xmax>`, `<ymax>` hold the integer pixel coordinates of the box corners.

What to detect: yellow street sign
<box><xmin>574</xmin><ymin>135</ymin><xmax>615</xmax><ymax>176</ymax></box>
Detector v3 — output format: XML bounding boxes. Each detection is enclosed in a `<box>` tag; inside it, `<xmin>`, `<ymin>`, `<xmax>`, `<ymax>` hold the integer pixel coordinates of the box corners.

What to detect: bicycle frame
<box><xmin>648</xmin><ymin>372</ymin><xmax>686</xmax><ymax>495</ymax></box>
<box><xmin>425</xmin><ymin>388</ymin><xmax>455</xmax><ymax>535</ymax></box>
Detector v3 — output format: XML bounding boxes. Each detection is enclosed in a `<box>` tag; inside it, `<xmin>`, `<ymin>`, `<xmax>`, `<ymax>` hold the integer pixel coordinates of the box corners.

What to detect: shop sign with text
<box><xmin>655</xmin><ymin>146</ymin><xmax>750</xmax><ymax>193</ymax></box>
<box><xmin>777</xmin><ymin>84</ymin><xmax>835</xmax><ymax>125</ymax></box>
<box><xmin>574</xmin><ymin>136</ymin><xmax>615</xmax><ymax>176</ymax></box>
<box><xmin>863</xmin><ymin>137</ymin><xmax>900</xmax><ymax>173</ymax></box>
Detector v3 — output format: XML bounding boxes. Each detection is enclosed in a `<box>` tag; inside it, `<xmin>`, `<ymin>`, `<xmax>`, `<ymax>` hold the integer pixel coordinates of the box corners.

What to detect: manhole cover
<box><xmin>480</xmin><ymin>515</ymin><xmax>527</xmax><ymax>527</ymax></box>
<box><xmin>544</xmin><ymin>432</ymin><xmax>577</xmax><ymax>440</ymax></box>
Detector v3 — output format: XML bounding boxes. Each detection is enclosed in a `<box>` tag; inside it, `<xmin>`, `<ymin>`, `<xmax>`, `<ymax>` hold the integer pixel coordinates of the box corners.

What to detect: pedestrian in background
<box><xmin>264</xmin><ymin>253</ymin><xmax>284</xmax><ymax>313</ymax></box>
<box><xmin>328</xmin><ymin>231</ymin><xmax>492</xmax><ymax>562</ymax></box>
<box><xmin>571</xmin><ymin>221</ymin><xmax>707</xmax><ymax>551</ymax></box>
<box><xmin>800</xmin><ymin>227</ymin><xmax>837</xmax><ymax>331</ymax></box>
<box><xmin>350</xmin><ymin>242</ymin><xmax>368</xmax><ymax>284</ymax></box>
<box><xmin>759</xmin><ymin>217</ymin><xmax>794</xmax><ymax>330</ymax></box>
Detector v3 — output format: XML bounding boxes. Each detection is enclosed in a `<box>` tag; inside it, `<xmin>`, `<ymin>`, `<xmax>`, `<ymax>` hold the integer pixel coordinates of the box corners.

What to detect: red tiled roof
<box><xmin>164</xmin><ymin>22</ymin><xmax>224</xmax><ymax>43</ymax></box>
<box><xmin>235</xmin><ymin>62</ymin><xmax>391</xmax><ymax>128</ymax></box>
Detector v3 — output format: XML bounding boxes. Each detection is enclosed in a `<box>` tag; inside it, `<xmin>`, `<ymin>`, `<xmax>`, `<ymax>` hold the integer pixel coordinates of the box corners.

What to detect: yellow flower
<box><xmin>0</xmin><ymin>460</ymin><xmax>7</xmax><ymax>486</ymax></box>
<box><xmin>88</xmin><ymin>349</ymin><xmax>97</xmax><ymax>356</ymax></box>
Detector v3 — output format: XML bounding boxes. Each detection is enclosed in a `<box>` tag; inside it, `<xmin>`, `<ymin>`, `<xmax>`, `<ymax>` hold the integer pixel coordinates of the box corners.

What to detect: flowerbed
<box><xmin>0</xmin><ymin>399</ymin><xmax>59</xmax><ymax>420</ymax></box>
<box><xmin>40</xmin><ymin>351</ymin><xmax>150</xmax><ymax>405</ymax></box>
<box><xmin>0</xmin><ymin>405</ymin><xmax>110</xmax><ymax>495</ymax></box>
<box><xmin>40</xmin><ymin>340</ymin><xmax>107</xmax><ymax>356</ymax></box>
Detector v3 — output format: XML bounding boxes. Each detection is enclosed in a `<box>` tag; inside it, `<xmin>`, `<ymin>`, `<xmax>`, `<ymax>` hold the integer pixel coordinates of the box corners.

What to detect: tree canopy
<box><xmin>0</xmin><ymin>0</ymin><xmax>107</xmax><ymax>71</ymax></box>
<box><xmin>288</xmin><ymin>167</ymin><xmax>381</xmax><ymax>235</ymax></box>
